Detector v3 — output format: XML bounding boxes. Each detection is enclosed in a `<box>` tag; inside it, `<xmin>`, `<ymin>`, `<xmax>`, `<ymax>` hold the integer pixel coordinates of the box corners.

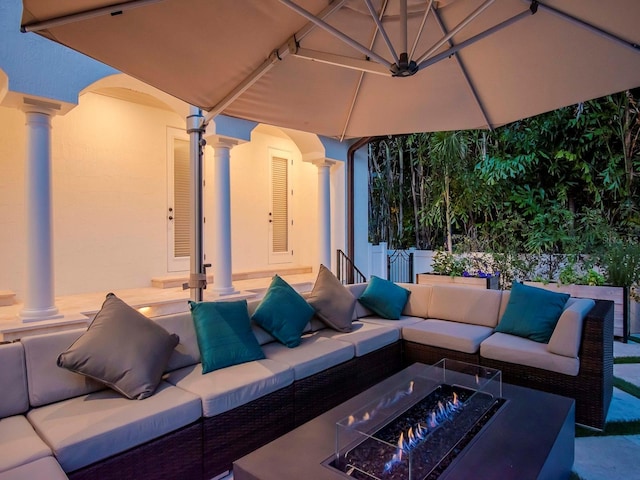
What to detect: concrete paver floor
<box><xmin>573</xmin><ymin>340</ymin><xmax>640</xmax><ymax>480</ymax></box>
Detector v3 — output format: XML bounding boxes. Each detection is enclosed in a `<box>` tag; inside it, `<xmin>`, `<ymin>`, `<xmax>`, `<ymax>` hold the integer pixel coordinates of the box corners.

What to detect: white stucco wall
<box><xmin>0</xmin><ymin>105</ymin><xmax>26</xmax><ymax>295</ymax></box>
<box><xmin>53</xmin><ymin>92</ymin><xmax>185</xmax><ymax>295</ymax></box>
<box><xmin>217</xmin><ymin>128</ymin><xmax>319</xmax><ymax>273</ymax></box>
<box><xmin>0</xmin><ymin>89</ymin><xmax>349</xmax><ymax>300</ymax></box>
<box><xmin>331</xmin><ymin>161</ymin><xmax>346</xmax><ymax>272</ymax></box>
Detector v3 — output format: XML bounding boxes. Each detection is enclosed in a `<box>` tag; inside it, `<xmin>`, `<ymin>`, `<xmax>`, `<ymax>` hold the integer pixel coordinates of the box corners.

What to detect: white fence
<box><xmin>366</xmin><ymin>244</ymin><xmax>435</xmax><ymax>282</ymax></box>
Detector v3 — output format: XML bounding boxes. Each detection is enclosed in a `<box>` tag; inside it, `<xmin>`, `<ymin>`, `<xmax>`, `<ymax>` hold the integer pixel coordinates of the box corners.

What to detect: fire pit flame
<box><xmin>384</xmin><ymin>393</ymin><xmax>464</xmax><ymax>473</ymax></box>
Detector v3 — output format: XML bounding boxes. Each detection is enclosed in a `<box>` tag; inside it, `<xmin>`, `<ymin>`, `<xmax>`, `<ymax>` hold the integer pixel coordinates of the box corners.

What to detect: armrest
<box><xmin>578</xmin><ymin>300</ymin><xmax>614</xmax><ymax>398</ymax></box>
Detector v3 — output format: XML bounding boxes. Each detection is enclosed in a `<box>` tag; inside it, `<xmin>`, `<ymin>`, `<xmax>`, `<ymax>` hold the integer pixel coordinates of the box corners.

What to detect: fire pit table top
<box><xmin>233</xmin><ymin>363</ymin><xmax>575</xmax><ymax>480</ymax></box>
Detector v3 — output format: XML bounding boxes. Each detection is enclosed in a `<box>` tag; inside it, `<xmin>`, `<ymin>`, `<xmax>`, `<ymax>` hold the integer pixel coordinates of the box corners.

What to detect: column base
<box><xmin>19</xmin><ymin>307</ymin><xmax>63</xmax><ymax>323</ymax></box>
<box><xmin>210</xmin><ymin>285</ymin><xmax>239</xmax><ymax>296</ymax></box>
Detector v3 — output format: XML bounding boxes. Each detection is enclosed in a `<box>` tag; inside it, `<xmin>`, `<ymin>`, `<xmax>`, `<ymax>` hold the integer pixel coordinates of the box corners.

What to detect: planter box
<box><xmin>417</xmin><ymin>273</ymin><xmax>499</xmax><ymax>290</ymax></box>
<box><xmin>524</xmin><ymin>282</ymin><xmax>629</xmax><ymax>340</ymax></box>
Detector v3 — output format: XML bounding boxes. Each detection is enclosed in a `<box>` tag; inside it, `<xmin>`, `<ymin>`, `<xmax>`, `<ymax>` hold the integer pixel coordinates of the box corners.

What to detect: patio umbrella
<box><xmin>20</xmin><ymin>0</ymin><xmax>640</xmax><ymax>140</ymax></box>
<box><xmin>18</xmin><ymin>0</ymin><xmax>640</xmax><ymax>299</ymax></box>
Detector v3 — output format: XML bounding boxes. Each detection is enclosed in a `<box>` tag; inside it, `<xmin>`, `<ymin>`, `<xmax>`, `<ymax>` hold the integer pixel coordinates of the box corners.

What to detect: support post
<box><xmin>187</xmin><ymin>107</ymin><xmax>206</xmax><ymax>302</ymax></box>
<box><xmin>313</xmin><ymin>159</ymin><xmax>335</xmax><ymax>269</ymax></box>
<box><xmin>208</xmin><ymin>136</ymin><xmax>240</xmax><ymax>295</ymax></box>
<box><xmin>20</xmin><ymin>108</ymin><xmax>61</xmax><ymax>321</ymax></box>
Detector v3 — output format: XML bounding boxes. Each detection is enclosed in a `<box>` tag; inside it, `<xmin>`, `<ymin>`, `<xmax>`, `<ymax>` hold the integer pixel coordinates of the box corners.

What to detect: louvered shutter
<box><xmin>271</xmin><ymin>156</ymin><xmax>288</xmax><ymax>253</ymax></box>
<box><xmin>173</xmin><ymin>139</ymin><xmax>190</xmax><ymax>258</ymax></box>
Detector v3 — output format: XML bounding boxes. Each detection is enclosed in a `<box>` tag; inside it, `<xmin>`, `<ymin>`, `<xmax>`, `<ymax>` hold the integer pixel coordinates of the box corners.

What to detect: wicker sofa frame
<box><xmin>8</xmin><ymin>299</ymin><xmax>612</xmax><ymax>480</ymax></box>
<box><xmin>405</xmin><ymin>299</ymin><xmax>614</xmax><ymax>430</ymax></box>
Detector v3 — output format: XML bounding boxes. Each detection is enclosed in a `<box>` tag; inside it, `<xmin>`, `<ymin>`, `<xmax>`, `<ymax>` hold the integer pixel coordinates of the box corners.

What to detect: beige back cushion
<box><xmin>548</xmin><ymin>298</ymin><xmax>595</xmax><ymax>358</ymax></box>
<box><xmin>498</xmin><ymin>290</ymin><xmax>511</xmax><ymax>320</ymax></box>
<box><xmin>345</xmin><ymin>283</ymin><xmax>373</xmax><ymax>319</ymax></box>
<box><xmin>429</xmin><ymin>285</ymin><xmax>503</xmax><ymax>328</ymax></box>
<box><xmin>22</xmin><ymin>329</ymin><xmax>104</xmax><ymax>407</ymax></box>
<box><xmin>0</xmin><ymin>342</ymin><xmax>29</xmax><ymax>417</ymax></box>
<box><xmin>155</xmin><ymin>312</ymin><xmax>201</xmax><ymax>371</ymax></box>
<box><xmin>397</xmin><ymin>283</ymin><xmax>432</xmax><ymax>318</ymax></box>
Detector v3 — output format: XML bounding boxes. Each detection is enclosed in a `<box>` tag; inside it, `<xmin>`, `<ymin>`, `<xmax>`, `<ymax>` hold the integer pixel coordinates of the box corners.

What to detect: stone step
<box><xmin>151</xmin><ymin>265</ymin><xmax>313</xmax><ymax>289</ymax></box>
<box><xmin>0</xmin><ymin>290</ymin><xmax>16</xmax><ymax>306</ymax></box>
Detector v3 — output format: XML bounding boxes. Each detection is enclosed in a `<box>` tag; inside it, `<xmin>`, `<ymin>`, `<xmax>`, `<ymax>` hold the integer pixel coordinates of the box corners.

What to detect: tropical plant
<box><xmin>367</xmin><ymin>90</ymin><xmax>640</xmax><ymax>260</ymax></box>
<box><xmin>600</xmin><ymin>240</ymin><xmax>640</xmax><ymax>289</ymax></box>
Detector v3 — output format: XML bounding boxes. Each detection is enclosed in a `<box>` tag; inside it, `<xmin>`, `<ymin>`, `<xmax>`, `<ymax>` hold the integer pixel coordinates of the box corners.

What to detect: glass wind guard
<box><xmin>333</xmin><ymin>360</ymin><xmax>502</xmax><ymax>480</ymax></box>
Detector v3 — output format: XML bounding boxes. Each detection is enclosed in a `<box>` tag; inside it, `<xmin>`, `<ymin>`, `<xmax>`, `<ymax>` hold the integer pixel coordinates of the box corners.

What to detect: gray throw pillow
<box><xmin>57</xmin><ymin>293</ymin><xmax>179</xmax><ymax>400</ymax></box>
<box><xmin>307</xmin><ymin>264</ymin><xmax>356</xmax><ymax>332</ymax></box>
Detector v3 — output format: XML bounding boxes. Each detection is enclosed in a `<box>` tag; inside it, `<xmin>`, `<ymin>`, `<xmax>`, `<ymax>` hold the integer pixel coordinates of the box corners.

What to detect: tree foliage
<box><xmin>368</xmin><ymin>90</ymin><xmax>640</xmax><ymax>254</ymax></box>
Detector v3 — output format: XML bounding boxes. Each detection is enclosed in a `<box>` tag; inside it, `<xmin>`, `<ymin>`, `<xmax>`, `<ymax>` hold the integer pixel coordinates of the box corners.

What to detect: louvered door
<box><xmin>269</xmin><ymin>153</ymin><xmax>293</xmax><ymax>264</ymax></box>
<box><xmin>167</xmin><ymin>129</ymin><xmax>190</xmax><ymax>271</ymax></box>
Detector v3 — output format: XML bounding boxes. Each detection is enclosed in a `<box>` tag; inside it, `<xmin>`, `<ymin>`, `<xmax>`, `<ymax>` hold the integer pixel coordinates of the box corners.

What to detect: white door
<box><xmin>167</xmin><ymin>128</ymin><xmax>190</xmax><ymax>272</ymax></box>
<box><xmin>269</xmin><ymin>150</ymin><xmax>293</xmax><ymax>264</ymax></box>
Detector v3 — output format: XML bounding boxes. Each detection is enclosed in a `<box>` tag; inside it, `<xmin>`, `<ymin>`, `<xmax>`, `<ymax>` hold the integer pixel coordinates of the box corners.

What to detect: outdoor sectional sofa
<box><xmin>0</xmin><ymin>279</ymin><xmax>613</xmax><ymax>480</ymax></box>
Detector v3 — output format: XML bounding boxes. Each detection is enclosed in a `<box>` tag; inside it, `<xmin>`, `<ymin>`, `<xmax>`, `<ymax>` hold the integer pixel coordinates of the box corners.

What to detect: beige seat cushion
<box><xmin>0</xmin><ymin>457</ymin><xmax>68</xmax><ymax>480</ymax></box>
<box><xmin>316</xmin><ymin>322</ymin><xmax>400</xmax><ymax>356</ymax></box>
<box><xmin>27</xmin><ymin>382</ymin><xmax>201</xmax><ymax>473</ymax></box>
<box><xmin>0</xmin><ymin>416</ymin><xmax>51</xmax><ymax>473</ymax></box>
<box><xmin>166</xmin><ymin>359</ymin><xmax>293</xmax><ymax>417</ymax></box>
<box><xmin>480</xmin><ymin>332</ymin><xmax>579</xmax><ymax>376</ymax></box>
<box><xmin>403</xmin><ymin>319</ymin><xmax>494</xmax><ymax>354</ymax></box>
<box><xmin>360</xmin><ymin>316</ymin><xmax>425</xmax><ymax>329</ymax></box>
<box><xmin>0</xmin><ymin>343</ymin><xmax>28</xmax><ymax>417</ymax></box>
<box><xmin>429</xmin><ymin>285</ymin><xmax>503</xmax><ymax>328</ymax></box>
<box><xmin>262</xmin><ymin>335</ymin><xmax>354</xmax><ymax>381</ymax></box>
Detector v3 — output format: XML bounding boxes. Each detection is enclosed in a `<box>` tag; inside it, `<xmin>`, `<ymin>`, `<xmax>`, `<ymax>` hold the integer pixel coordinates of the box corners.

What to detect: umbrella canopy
<box><xmin>21</xmin><ymin>0</ymin><xmax>640</xmax><ymax>140</ymax></box>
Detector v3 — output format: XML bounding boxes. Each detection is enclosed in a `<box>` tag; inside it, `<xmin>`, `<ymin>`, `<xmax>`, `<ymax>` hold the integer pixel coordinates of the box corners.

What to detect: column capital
<box><xmin>2</xmin><ymin>92</ymin><xmax>76</xmax><ymax>116</ymax></box>
<box><xmin>204</xmin><ymin>121</ymin><xmax>246</xmax><ymax>148</ymax></box>
<box><xmin>302</xmin><ymin>151</ymin><xmax>336</xmax><ymax>168</ymax></box>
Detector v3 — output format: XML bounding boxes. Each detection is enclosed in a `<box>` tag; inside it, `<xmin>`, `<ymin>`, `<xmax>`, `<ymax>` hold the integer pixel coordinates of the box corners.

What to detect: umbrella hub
<box><xmin>391</xmin><ymin>52</ymin><xmax>418</xmax><ymax>78</ymax></box>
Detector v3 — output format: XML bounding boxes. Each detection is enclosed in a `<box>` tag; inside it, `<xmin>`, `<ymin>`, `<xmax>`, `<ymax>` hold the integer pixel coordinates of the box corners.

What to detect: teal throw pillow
<box><xmin>251</xmin><ymin>275</ymin><xmax>315</xmax><ymax>348</ymax></box>
<box><xmin>495</xmin><ymin>282</ymin><xmax>570</xmax><ymax>343</ymax></box>
<box><xmin>189</xmin><ymin>299</ymin><xmax>265</xmax><ymax>374</ymax></box>
<box><xmin>358</xmin><ymin>276</ymin><xmax>410</xmax><ymax>320</ymax></box>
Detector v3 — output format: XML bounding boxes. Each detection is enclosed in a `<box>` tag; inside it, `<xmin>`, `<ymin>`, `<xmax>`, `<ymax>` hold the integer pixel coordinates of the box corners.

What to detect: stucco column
<box><xmin>209</xmin><ymin>137</ymin><xmax>239</xmax><ymax>295</ymax></box>
<box><xmin>20</xmin><ymin>109</ymin><xmax>61</xmax><ymax>321</ymax></box>
<box><xmin>312</xmin><ymin>158</ymin><xmax>336</xmax><ymax>269</ymax></box>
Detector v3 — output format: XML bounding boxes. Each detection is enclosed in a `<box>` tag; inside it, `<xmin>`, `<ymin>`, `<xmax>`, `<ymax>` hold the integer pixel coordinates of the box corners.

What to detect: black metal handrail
<box><xmin>336</xmin><ymin>249</ymin><xmax>366</xmax><ymax>285</ymax></box>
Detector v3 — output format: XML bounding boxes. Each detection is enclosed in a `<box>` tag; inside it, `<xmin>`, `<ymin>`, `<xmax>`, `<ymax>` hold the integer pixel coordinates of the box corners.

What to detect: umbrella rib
<box><xmin>409</xmin><ymin>0</ymin><xmax>435</xmax><ymax>60</ymax></box>
<box><xmin>431</xmin><ymin>8</ymin><xmax>492</xmax><ymax>129</ymax></box>
<box><xmin>363</xmin><ymin>0</ymin><xmax>399</xmax><ymax>63</ymax></box>
<box><xmin>277</xmin><ymin>0</ymin><xmax>392</xmax><ymax>69</ymax></box>
<box><xmin>531</xmin><ymin>1</ymin><xmax>640</xmax><ymax>54</ymax></box>
<box><xmin>418</xmin><ymin>9</ymin><xmax>534</xmax><ymax>70</ymax></box>
<box><xmin>400</xmin><ymin>0</ymin><xmax>408</xmax><ymax>55</ymax></box>
<box><xmin>415</xmin><ymin>0</ymin><xmax>496</xmax><ymax>65</ymax></box>
<box><xmin>21</xmin><ymin>0</ymin><xmax>164</xmax><ymax>32</ymax></box>
<box><xmin>203</xmin><ymin>0</ymin><xmax>348</xmax><ymax>125</ymax></box>
<box><xmin>340</xmin><ymin>0</ymin><xmax>391</xmax><ymax>140</ymax></box>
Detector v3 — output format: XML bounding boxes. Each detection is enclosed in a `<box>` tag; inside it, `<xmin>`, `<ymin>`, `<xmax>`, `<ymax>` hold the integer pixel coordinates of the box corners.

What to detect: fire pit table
<box><xmin>233</xmin><ymin>361</ymin><xmax>575</xmax><ymax>480</ymax></box>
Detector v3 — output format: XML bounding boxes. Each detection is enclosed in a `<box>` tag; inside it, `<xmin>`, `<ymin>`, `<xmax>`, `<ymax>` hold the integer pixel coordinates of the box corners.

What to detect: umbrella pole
<box><xmin>187</xmin><ymin>106</ymin><xmax>206</xmax><ymax>302</ymax></box>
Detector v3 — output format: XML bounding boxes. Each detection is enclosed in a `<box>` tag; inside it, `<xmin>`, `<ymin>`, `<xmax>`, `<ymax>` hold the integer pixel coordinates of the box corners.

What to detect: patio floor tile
<box><xmin>574</xmin><ymin>435</ymin><xmax>640</xmax><ymax>480</ymax></box>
